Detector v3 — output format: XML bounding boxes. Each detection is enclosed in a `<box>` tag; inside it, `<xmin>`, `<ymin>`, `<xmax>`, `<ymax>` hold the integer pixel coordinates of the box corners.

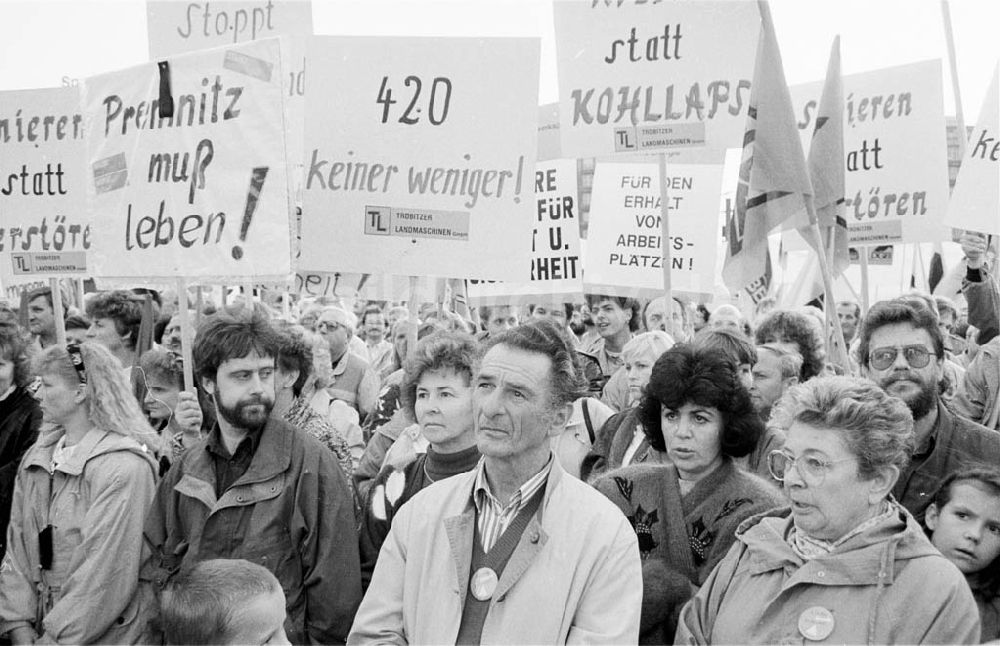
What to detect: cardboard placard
<box><xmin>553</xmin><ymin>0</ymin><xmax>759</xmax><ymax>161</ymax></box>
<box><xmin>82</xmin><ymin>38</ymin><xmax>293</xmax><ymax>279</ymax></box>
<box><xmin>0</xmin><ymin>87</ymin><xmax>89</xmax><ymax>288</ymax></box>
<box><xmin>790</xmin><ymin>59</ymin><xmax>950</xmax><ymax>244</ymax></box>
<box><xmin>466</xmin><ymin>159</ymin><xmax>582</xmax><ymax>305</ymax></box>
<box><xmin>584</xmin><ymin>161</ymin><xmax>722</xmax><ymax>298</ymax></box>
<box><xmin>300</xmin><ymin>36</ymin><xmax>539</xmax><ymax>281</ymax></box>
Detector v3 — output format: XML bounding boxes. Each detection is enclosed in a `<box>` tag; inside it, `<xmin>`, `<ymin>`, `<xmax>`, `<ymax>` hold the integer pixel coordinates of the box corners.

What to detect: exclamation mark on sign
<box><xmin>232</xmin><ymin>166</ymin><xmax>269</xmax><ymax>260</ymax></box>
<box><xmin>513</xmin><ymin>155</ymin><xmax>524</xmax><ymax>204</ymax></box>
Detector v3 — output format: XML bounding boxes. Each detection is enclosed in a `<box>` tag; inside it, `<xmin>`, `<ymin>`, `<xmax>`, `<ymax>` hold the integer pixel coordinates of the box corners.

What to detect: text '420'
<box><xmin>376</xmin><ymin>76</ymin><xmax>452</xmax><ymax>126</ymax></box>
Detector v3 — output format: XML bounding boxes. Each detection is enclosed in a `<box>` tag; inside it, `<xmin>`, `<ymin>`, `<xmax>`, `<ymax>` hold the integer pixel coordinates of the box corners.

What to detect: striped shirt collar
<box><xmin>472</xmin><ymin>454</ymin><xmax>552</xmax><ymax>516</ymax></box>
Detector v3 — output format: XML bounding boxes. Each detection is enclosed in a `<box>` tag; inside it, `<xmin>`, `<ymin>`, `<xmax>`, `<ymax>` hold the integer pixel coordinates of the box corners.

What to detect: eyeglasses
<box><xmin>868</xmin><ymin>345</ymin><xmax>932</xmax><ymax>370</ymax></box>
<box><xmin>316</xmin><ymin>321</ymin><xmax>342</xmax><ymax>333</ymax></box>
<box><xmin>767</xmin><ymin>450</ymin><xmax>855</xmax><ymax>486</ymax></box>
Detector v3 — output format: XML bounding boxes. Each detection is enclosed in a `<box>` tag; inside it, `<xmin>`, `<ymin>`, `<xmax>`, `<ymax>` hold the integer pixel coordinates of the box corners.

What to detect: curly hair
<box><xmin>858</xmin><ymin>299</ymin><xmax>945</xmax><ymax>372</ymax></box>
<box><xmin>274</xmin><ymin>325</ymin><xmax>313</xmax><ymax>397</ymax></box>
<box><xmin>193</xmin><ymin>309</ymin><xmax>281</xmax><ymax>385</ymax></box>
<box><xmin>770</xmin><ymin>375</ymin><xmax>914</xmax><ymax>479</ymax></box>
<box><xmin>400</xmin><ymin>330</ymin><xmax>478</xmax><ymax>421</ymax></box>
<box><xmin>754</xmin><ymin>309</ymin><xmax>826</xmax><ymax>381</ymax></box>
<box><xmin>0</xmin><ymin>322</ymin><xmax>36</xmax><ymax>389</ymax></box>
<box><xmin>484</xmin><ymin>318</ymin><xmax>587</xmax><ymax>410</ymax></box>
<box><xmin>85</xmin><ymin>290</ymin><xmax>152</xmax><ymax>350</ymax></box>
<box><xmin>34</xmin><ymin>342</ymin><xmax>161</xmax><ymax>453</ymax></box>
<box><xmin>638</xmin><ymin>344</ymin><xmax>761</xmax><ymax>456</ymax></box>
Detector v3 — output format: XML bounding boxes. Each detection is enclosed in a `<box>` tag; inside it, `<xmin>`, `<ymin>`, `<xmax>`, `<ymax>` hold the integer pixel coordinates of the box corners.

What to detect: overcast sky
<box><xmin>2</xmin><ymin>0</ymin><xmax>1000</xmax><ymax>124</ymax></box>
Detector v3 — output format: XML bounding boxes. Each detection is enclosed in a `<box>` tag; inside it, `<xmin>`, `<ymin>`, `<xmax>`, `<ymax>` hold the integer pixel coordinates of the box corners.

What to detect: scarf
<box><xmin>789</xmin><ymin>499</ymin><xmax>894</xmax><ymax>560</ymax></box>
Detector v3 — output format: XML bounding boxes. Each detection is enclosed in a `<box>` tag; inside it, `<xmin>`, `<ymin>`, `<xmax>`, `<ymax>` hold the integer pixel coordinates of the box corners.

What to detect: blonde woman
<box><xmin>0</xmin><ymin>343</ymin><xmax>159</xmax><ymax>644</ymax></box>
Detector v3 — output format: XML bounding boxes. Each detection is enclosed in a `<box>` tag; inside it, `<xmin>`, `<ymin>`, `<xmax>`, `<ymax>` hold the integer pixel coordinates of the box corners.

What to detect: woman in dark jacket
<box><xmin>0</xmin><ymin>322</ymin><xmax>41</xmax><ymax>561</ymax></box>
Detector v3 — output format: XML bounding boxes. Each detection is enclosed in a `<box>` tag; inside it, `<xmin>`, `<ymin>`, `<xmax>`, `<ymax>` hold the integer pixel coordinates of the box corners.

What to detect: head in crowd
<box><xmin>691</xmin><ymin>328</ymin><xmax>757</xmax><ymax>390</ymax></box>
<box><xmin>478</xmin><ymin>305</ymin><xmax>520</xmax><ymax>338</ymax></box>
<box><xmin>423</xmin><ymin>309</ymin><xmax>472</xmax><ymax>335</ymax></box>
<box><xmin>751</xmin><ymin>344</ymin><xmax>802</xmax><ymax>421</ymax></box>
<box><xmin>858</xmin><ymin>299</ymin><xmax>945</xmax><ymax>421</ymax></box>
<box><xmin>85</xmin><ymin>290</ymin><xmax>150</xmax><ymax>354</ymax></box>
<box><xmin>644</xmin><ymin>296</ymin><xmax>690</xmax><ymax>343</ymax></box>
<box><xmin>754</xmin><ymin>296</ymin><xmax>778</xmax><ymax>323</ymax></box>
<box><xmin>34</xmin><ymin>342</ymin><xmax>160</xmax><ymax>450</ymax></box>
<box><xmin>194</xmin><ymin>309</ymin><xmax>281</xmax><ymax>434</ymax></box>
<box><xmin>638</xmin><ymin>344</ymin><xmax>761</xmax><ymax>482</ymax></box>
<box><xmin>584</xmin><ymin>294</ymin><xmax>641</xmax><ymax>340</ymax></box>
<box><xmin>693</xmin><ymin>303</ymin><xmax>711</xmax><ymax>333</ymax></box>
<box><xmin>301</xmin><ymin>329</ymin><xmax>333</xmax><ymax>392</ymax></box>
<box><xmin>899</xmin><ymin>292</ymin><xmax>940</xmax><ymax>320</ymax></box>
<box><xmin>275</xmin><ymin>325</ymin><xmax>314</xmax><ymax>402</ymax></box>
<box><xmin>567</xmin><ymin>304</ymin><xmax>587</xmax><ymax>337</ymax></box>
<box><xmin>0</xmin><ymin>322</ymin><xmax>35</xmax><ymax>392</ymax></box>
<box><xmin>26</xmin><ymin>286</ymin><xmax>66</xmax><ymax>339</ymax></box>
<box><xmin>622</xmin><ymin>331</ymin><xmax>675</xmax><ymax>407</ymax></box>
<box><xmin>386</xmin><ymin>305</ymin><xmax>409</xmax><ymax>330</ymax></box>
<box><xmin>768</xmin><ymin>376</ymin><xmax>913</xmax><ymax>541</ymax></box>
<box><xmin>64</xmin><ymin>315</ymin><xmax>90</xmax><ymax>344</ymax></box>
<box><xmin>529</xmin><ymin>302</ymin><xmax>573</xmax><ymax>328</ymax></box>
<box><xmin>935</xmin><ymin>296</ymin><xmax>959</xmax><ymax>337</ymax></box>
<box><xmin>298</xmin><ymin>303</ymin><xmax>323</xmax><ymax>332</ymax></box>
<box><xmin>139</xmin><ymin>347</ymin><xmax>185</xmax><ymax>426</ymax></box>
<box><xmin>390</xmin><ymin>320</ymin><xmax>442</xmax><ymax>372</ymax></box>
<box><xmin>361</xmin><ymin>305</ymin><xmax>387</xmax><ymax>345</ymax></box>
<box><xmin>475</xmin><ymin>318</ymin><xmax>587</xmax><ymax>467</ymax></box>
<box><xmin>160</xmin><ymin>558</ymin><xmax>290</xmax><ymax>646</ymax></box>
<box><xmin>926</xmin><ymin>467</ymin><xmax>1000</xmax><ymax>593</ymax></box>
<box><xmin>315</xmin><ymin>307</ymin><xmax>354</xmax><ymax>362</ymax></box>
<box><xmin>161</xmin><ymin>312</ymin><xmax>193</xmax><ymax>355</ymax></box>
<box><xmin>400</xmin><ymin>330</ymin><xmax>478</xmax><ymax>453</ymax></box>
<box><xmin>754</xmin><ymin>309</ymin><xmax>826</xmax><ymax>382</ymax></box>
<box><xmin>836</xmin><ymin>300</ymin><xmax>861</xmax><ymax>343</ymax></box>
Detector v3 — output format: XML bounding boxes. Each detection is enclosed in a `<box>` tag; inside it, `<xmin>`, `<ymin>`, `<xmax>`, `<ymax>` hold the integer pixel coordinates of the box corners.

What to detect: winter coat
<box><xmin>675</xmin><ymin>505</ymin><xmax>980</xmax><ymax>645</ymax></box>
<box><xmin>0</xmin><ymin>427</ymin><xmax>158</xmax><ymax>644</ymax></box>
<box><xmin>143</xmin><ymin>416</ymin><xmax>362</xmax><ymax>645</ymax></box>
<box><xmin>348</xmin><ymin>457</ymin><xmax>642</xmax><ymax>645</ymax></box>
<box><xmin>0</xmin><ymin>387</ymin><xmax>42</xmax><ymax>560</ymax></box>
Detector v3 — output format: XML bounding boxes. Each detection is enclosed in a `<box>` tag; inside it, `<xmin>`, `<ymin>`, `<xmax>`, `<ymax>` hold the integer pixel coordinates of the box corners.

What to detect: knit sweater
<box><xmin>594</xmin><ymin>459</ymin><xmax>783</xmax><ymax>644</ymax></box>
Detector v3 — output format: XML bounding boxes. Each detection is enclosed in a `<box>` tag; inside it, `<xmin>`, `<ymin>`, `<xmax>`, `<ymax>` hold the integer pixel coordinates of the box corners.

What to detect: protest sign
<box><xmin>553</xmin><ymin>0</ymin><xmax>759</xmax><ymax>162</ymax></box>
<box><xmin>584</xmin><ymin>161</ymin><xmax>723</xmax><ymax>299</ymax></box>
<box><xmin>295</xmin><ymin>271</ymin><xmax>441</xmax><ymax>303</ymax></box>
<box><xmin>790</xmin><ymin>59</ymin><xmax>950</xmax><ymax>244</ymax></box>
<box><xmin>0</xmin><ymin>87</ymin><xmax>89</xmax><ymax>289</ymax></box>
<box><xmin>945</xmin><ymin>64</ymin><xmax>1000</xmax><ymax>235</ymax></box>
<box><xmin>82</xmin><ymin>38</ymin><xmax>293</xmax><ymax>280</ymax></box>
<box><xmin>467</xmin><ymin>159</ymin><xmax>581</xmax><ymax>305</ymax></box>
<box><xmin>300</xmin><ymin>36</ymin><xmax>539</xmax><ymax>282</ymax></box>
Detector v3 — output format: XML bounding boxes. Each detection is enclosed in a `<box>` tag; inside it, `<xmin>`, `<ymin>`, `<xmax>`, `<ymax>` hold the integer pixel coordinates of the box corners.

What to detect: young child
<box><xmin>160</xmin><ymin>559</ymin><xmax>291</xmax><ymax>645</ymax></box>
<box><xmin>925</xmin><ymin>467</ymin><xmax>1000</xmax><ymax>642</ymax></box>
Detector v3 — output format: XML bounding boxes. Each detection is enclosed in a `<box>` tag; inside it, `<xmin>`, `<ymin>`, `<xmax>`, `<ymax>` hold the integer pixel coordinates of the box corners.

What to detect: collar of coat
<box><xmin>185</xmin><ymin>415</ymin><xmax>294</xmax><ymax>488</ymax></box>
<box><xmin>26</xmin><ymin>426</ymin><xmax>158</xmax><ymax>476</ymax></box>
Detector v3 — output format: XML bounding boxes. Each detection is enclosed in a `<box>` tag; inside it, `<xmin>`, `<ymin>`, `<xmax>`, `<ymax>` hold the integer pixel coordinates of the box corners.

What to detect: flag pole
<box><xmin>858</xmin><ymin>248</ymin><xmax>872</xmax><ymax>315</ymax></box>
<box><xmin>807</xmin><ymin>196</ymin><xmax>850</xmax><ymax>370</ymax></box>
<box><xmin>942</xmin><ymin>0</ymin><xmax>968</xmax><ymax>157</ymax></box>
<box><xmin>658</xmin><ymin>153</ymin><xmax>673</xmax><ymax>308</ymax></box>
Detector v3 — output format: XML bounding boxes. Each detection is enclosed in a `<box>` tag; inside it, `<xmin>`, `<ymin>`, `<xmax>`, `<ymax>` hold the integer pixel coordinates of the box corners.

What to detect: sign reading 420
<box><xmin>376</xmin><ymin>75</ymin><xmax>452</xmax><ymax>125</ymax></box>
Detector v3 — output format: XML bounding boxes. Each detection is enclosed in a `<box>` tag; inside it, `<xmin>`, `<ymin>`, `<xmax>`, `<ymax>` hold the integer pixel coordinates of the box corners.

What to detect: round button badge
<box><xmin>798</xmin><ymin>606</ymin><xmax>835</xmax><ymax>641</ymax></box>
<box><xmin>470</xmin><ymin>567</ymin><xmax>499</xmax><ymax>601</ymax></box>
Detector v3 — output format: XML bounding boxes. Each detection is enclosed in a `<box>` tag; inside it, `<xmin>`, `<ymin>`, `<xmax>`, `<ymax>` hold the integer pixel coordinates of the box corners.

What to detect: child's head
<box><xmin>160</xmin><ymin>559</ymin><xmax>290</xmax><ymax>645</ymax></box>
<box><xmin>926</xmin><ymin>467</ymin><xmax>1000</xmax><ymax>581</ymax></box>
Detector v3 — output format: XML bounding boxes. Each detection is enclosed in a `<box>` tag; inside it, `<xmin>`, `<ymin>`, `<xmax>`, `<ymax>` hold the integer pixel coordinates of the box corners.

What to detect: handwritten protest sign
<box><xmin>295</xmin><ymin>271</ymin><xmax>441</xmax><ymax>303</ymax></box>
<box><xmin>300</xmin><ymin>36</ymin><xmax>539</xmax><ymax>281</ymax></box>
<box><xmin>82</xmin><ymin>38</ymin><xmax>292</xmax><ymax>280</ymax></box>
<box><xmin>790</xmin><ymin>59</ymin><xmax>950</xmax><ymax>244</ymax></box>
<box><xmin>466</xmin><ymin>159</ymin><xmax>581</xmax><ymax>305</ymax></box>
<box><xmin>553</xmin><ymin>0</ymin><xmax>759</xmax><ymax>161</ymax></box>
<box><xmin>0</xmin><ymin>87</ymin><xmax>89</xmax><ymax>290</ymax></box>
<box><xmin>584</xmin><ymin>161</ymin><xmax>722</xmax><ymax>298</ymax></box>
<box><xmin>945</xmin><ymin>65</ymin><xmax>1000</xmax><ymax>235</ymax></box>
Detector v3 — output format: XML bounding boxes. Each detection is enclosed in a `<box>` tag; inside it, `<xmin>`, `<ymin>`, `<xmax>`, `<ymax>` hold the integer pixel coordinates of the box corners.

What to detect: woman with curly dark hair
<box><xmin>593</xmin><ymin>344</ymin><xmax>782</xmax><ymax>644</ymax></box>
<box><xmin>0</xmin><ymin>323</ymin><xmax>41</xmax><ymax>562</ymax></box>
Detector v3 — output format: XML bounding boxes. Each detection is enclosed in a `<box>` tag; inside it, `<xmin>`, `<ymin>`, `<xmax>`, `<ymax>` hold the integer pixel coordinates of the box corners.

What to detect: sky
<box><xmin>2</xmin><ymin>0</ymin><xmax>1000</xmax><ymax>125</ymax></box>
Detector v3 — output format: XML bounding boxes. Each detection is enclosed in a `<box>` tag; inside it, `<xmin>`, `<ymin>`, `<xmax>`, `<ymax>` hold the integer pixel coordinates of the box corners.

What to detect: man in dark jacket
<box><xmin>143</xmin><ymin>309</ymin><xmax>361</xmax><ymax>644</ymax></box>
<box><xmin>859</xmin><ymin>299</ymin><xmax>1000</xmax><ymax>521</ymax></box>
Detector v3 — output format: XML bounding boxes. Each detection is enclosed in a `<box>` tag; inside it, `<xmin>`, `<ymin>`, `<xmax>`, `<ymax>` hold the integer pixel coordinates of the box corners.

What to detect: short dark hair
<box><xmin>160</xmin><ymin>559</ymin><xmax>281</xmax><ymax>645</ymax></box>
<box><xmin>0</xmin><ymin>322</ymin><xmax>35</xmax><ymax>388</ymax></box>
<box><xmin>483</xmin><ymin>318</ymin><xmax>587</xmax><ymax>410</ymax></box>
<box><xmin>64</xmin><ymin>314</ymin><xmax>90</xmax><ymax>331</ymax></box>
<box><xmin>193</xmin><ymin>309</ymin><xmax>281</xmax><ymax>385</ymax></box>
<box><xmin>584</xmin><ymin>294</ymin><xmax>641</xmax><ymax>332</ymax></box>
<box><xmin>86</xmin><ymin>290</ymin><xmax>151</xmax><ymax>350</ymax></box>
<box><xmin>754</xmin><ymin>309</ymin><xmax>826</xmax><ymax>381</ymax></box>
<box><xmin>400</xmin><ymin>330</ymin><xmax>478</xmax><ymax>420</ymax></box>
<box><xmin>274</xmin><ymin>325</ymin><xmax>313</xmax><ymax>397</ymax></box>
<box><xmin>837</xmin><ymin>300</ymin><xmax>861</xmax><ymax>319</ymax></box>
<box><xmin>858</xmin><ymin>299</ymin><xmax>945</xmax><ymax>370</ymax></box>
<box><xmin>361</xmin><ymin>305</ymin><xmax>385</xmax><ymax>327</ymax></box>
<box><xmin>691</xmin><ymin>328</ymin><xmax>758</xmax><ymax>366</ymax></box>
<box><xmin>638</xmin><ymin>344</ymin><xmax>761</xmax><ymax>456</ymax></box>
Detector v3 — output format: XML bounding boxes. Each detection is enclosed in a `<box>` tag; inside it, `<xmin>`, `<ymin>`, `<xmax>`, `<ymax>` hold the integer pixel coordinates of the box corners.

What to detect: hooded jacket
<box><xmin>676</xmin><ymin>505</ymin><xmax>980</xmax><ymax>645</ymax></box>
<box><xmin>0</xmin><ymin>427</ymin><xmax>158</xmax><ymax>644</ymax></box>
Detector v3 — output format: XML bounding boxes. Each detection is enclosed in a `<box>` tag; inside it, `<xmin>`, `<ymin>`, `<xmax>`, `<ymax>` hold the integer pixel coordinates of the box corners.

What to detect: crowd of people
<box><xmin>0</xmin><ymin>232</ymin><xmax>999</xmax><ymax>644</ymax></box>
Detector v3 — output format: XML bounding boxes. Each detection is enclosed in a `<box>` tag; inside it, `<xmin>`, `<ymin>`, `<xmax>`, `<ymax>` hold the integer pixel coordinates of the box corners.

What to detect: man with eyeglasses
<box><xmin>858</xmin><ymin>299</ymin><xmax>1000</xmax><ymax>521</ymax></box>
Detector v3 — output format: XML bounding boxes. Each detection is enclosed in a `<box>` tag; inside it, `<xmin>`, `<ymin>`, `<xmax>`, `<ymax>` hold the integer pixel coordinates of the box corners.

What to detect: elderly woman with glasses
<box><xmin>594</xmin><ymin>344</ymin><xmax>782</xmax><ymax>644</ymax></box>
<box><xmin>676</xmin><ymin>376</ymin><xmax>981</xmax><ymax>645</ymax></box>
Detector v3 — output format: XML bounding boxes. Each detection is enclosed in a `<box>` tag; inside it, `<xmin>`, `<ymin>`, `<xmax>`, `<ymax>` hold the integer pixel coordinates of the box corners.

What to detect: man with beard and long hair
<box><xmin>143</xmin><ymin>309</ymin><xmax>361</xmax><ymax>645</ymax></box>
<box><xmin>859</xmin><ymin>299</ymin><xmax>1000</xmax><ymax>522</ymax></box>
